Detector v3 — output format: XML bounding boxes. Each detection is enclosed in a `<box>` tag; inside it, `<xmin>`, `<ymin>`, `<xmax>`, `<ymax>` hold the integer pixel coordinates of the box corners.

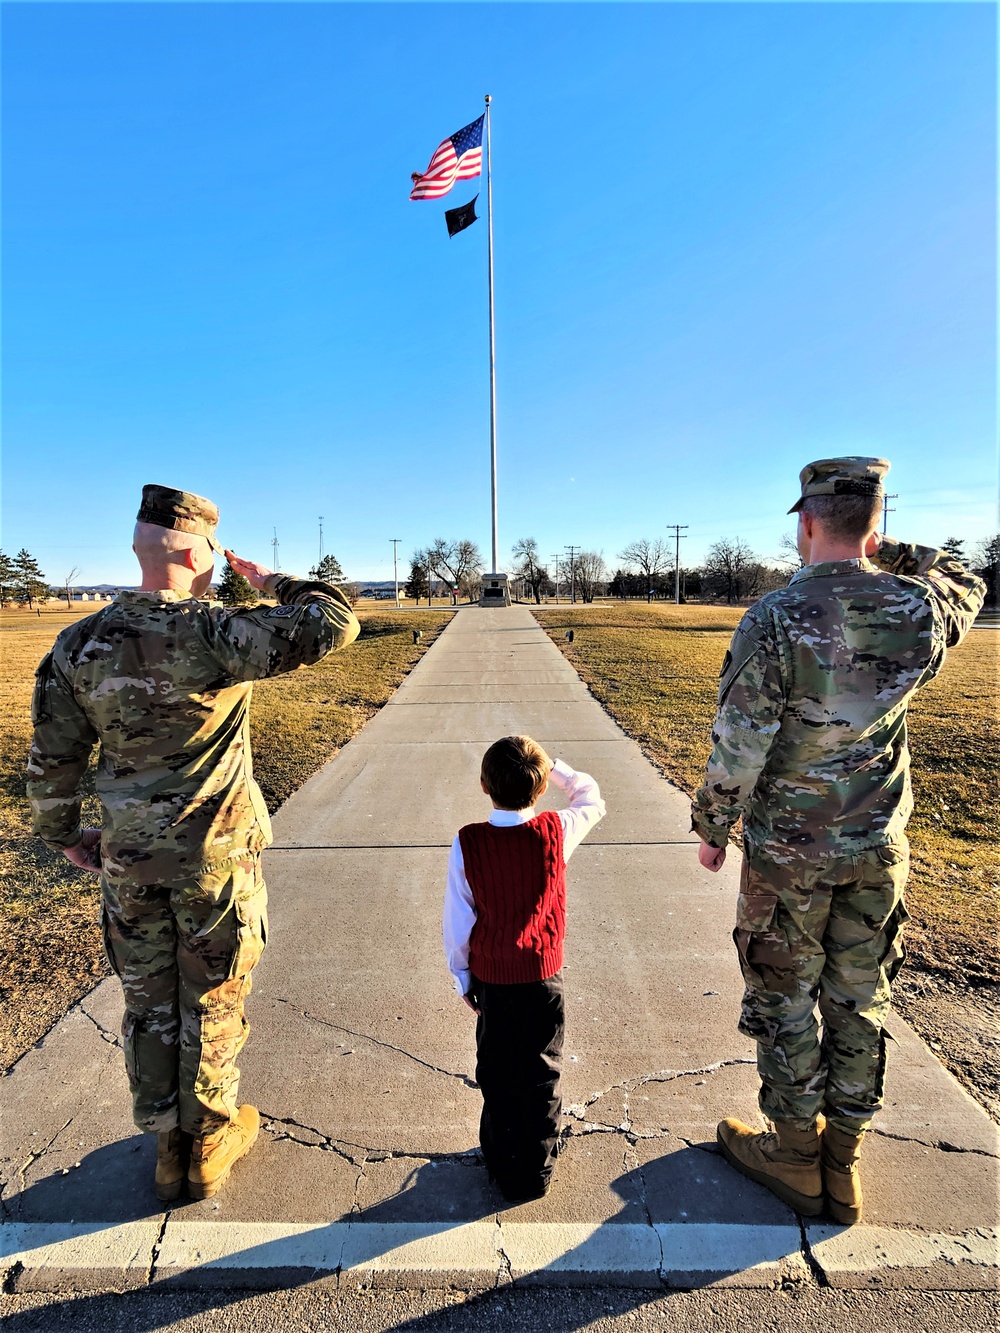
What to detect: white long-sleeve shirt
<box><xmin>442</xmin><ymin>759</ymin><xmax>606</xmax><ymax>996</ymax></box>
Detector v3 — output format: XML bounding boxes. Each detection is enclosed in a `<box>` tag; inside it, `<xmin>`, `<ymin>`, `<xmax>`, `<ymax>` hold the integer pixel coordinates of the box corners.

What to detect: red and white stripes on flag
<box><xmin>409</xmin><ymin>115</ymin><xmax>484</xmax><ymax>201</ymax></box>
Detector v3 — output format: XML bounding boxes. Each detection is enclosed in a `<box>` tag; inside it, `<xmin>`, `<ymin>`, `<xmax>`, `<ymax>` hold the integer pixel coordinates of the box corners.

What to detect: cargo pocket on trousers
<box><xmin>99</xmin><ymin>904</ymin><xmax>123</xmax><ymax>979</ymax></box>
<box><xmin>874</xmin><ymin>841</ymin><xmax>909</xmax><ymax>869</ymax></box>
<box><xmin>872</xmin><ymin>1027</ymin><xmax>893</xmax><ymax>1106</ymax></box>
<box><xmin>734</xmin><ymin>856</ymin><xmax>782</xmax><ymax>990</ymax></box>
<box><xmin>734</xmin><ymin>890</ymin><xmax>781</xmax><ymax>1044</ymax></box>
<box><xmin>881</xmin><ymin>899</ymin><xmax>910</xmax><ymax>987</ymax></box>
<box><xmin>227</xmin><ymin>892</ymin><xmax>268</xmax><ymax>983</ymax></box>
<box><xmin>195</xmin><ymin>1006</ymin><xmax>248</xmax><ymax>1095</ymax></box>
<box><xmin>121</xmin><ymin>1012</ymin><xmax>141</xmax><ymax>1090</ymax></box>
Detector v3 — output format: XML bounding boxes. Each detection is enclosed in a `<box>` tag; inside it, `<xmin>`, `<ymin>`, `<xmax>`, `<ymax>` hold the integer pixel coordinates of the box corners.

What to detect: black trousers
<box><xmin>469</xmin><ymin>971</ymin><xmax>565</xmax><ymax>1200</ymax></box>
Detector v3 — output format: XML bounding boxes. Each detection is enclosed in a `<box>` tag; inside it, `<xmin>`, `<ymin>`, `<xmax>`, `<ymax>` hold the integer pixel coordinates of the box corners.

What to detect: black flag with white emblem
<box><xmin>445</xmin><ymin>194</ymin><xmax>478</xmax><ymax>238</ymax></box>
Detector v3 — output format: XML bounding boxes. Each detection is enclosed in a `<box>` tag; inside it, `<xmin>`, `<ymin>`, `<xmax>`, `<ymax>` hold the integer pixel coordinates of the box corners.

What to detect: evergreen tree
<box><xmin>942</xmin><ymin>537</ymin><xmax>966</xmax><ymax>562</ymax></box>
<box><xmin>0</xmin><ymin>550</ymin><xmax>14</xmax><ymax>609</ymax></box>
<box><xmin>13</xmin><ymin>549</ymin><xmax>48</xmax><ymax>609</ymax></box>
<box><xmin>309</xmin><ymin>554</ymin><xmax>345</xmax><ymax>584</ymax></box>
<box><xmin>973</xmin><ymin>534</ymin><xmax>1000</xmax><ymax>606</ymax></box>
<box><xmin>405</xmin><ymin>553</ymin><xmax>429</xmax><ymax>602</ymax></box>
<box><xmin>216</xmin><ymin>562</ymin><xmax>256</xmax><ymax>606</ymax></box>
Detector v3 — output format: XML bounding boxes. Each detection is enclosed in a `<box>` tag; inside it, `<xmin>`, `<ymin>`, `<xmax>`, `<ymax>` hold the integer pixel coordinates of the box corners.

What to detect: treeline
<box><xmin>504</xmin><ymin>533</ymin><xmax>1000</xmax><ymax>607</ymax></box>
<box><xmin>610</xmin><ymin>534</ymin><xmax>1000</xmax><ymax>606</ymax></box>
<box><xmin>500</xmin><ymin>535</ymin><xmax>775</xmax><ymax>606</ymax></box>
<box><xmin>5</xmin><ymin>533</ymin><xmax>999</xmax><ymax>613</ymax></box>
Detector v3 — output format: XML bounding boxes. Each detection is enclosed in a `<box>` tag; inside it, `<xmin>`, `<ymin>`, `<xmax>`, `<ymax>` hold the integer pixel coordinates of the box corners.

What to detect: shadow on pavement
<box><xmin>1</xmin><ymin>1139</ymin><xmax>789</xmax><ymax>1332</ymax></box>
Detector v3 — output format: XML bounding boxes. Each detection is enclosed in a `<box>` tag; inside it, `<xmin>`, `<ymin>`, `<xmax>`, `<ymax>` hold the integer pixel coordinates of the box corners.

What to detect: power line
<box><xmin>318</xmin><ymin>516</ymin><xmax>324</xmax><ymax>564</ymax></box>
<box><xmin>271</xmin><ymin>527</ymin><xmax>280</xmax><ymax>573</ymax></box>
<box><xmin>882</xmin><ymin>494</ymin><xmax>898</xmax><ymax>535</ymax></box>
<box><xmin>550</xmin><ymin>553</ymin><xmax>561</xmax><ymax>603</ymax></box>
<box><xmin>666</xmin><ymin>524</ymin><xmax>688</xmax><ymax>604</ymax></box>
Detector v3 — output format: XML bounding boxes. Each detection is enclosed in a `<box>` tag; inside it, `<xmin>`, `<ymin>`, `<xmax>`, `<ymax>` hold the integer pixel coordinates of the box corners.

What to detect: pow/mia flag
<box><xmin>445</xmin><ymin>194</ymin><xmax>478</xmax><ymax>238</ymax></box>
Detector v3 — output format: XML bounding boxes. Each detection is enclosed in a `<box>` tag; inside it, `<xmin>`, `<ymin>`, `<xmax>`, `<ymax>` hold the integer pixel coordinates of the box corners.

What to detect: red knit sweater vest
<box><xmin>459</xmin><ymin>810</ymin><xmax>566</xmax><ymax>985</ymax></box>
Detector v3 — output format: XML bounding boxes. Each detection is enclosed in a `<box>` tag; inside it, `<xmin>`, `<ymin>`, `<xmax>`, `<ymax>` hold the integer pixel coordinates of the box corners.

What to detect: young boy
<box><xmin>443</xmin><ymin>735</ymin><xmax>605</xmax><ymax>1202</ymax></box>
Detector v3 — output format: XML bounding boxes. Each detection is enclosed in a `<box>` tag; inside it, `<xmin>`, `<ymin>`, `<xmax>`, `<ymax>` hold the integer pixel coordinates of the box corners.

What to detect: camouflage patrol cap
<box><xmin>136</xmin><ymin>484</ymin><xmax>223</xmax><ymax>553</ymax></box>
<box><xmin>788</xmin><ymin>457</ymin><xmax>890</xmax><ymax>514</ymax></box>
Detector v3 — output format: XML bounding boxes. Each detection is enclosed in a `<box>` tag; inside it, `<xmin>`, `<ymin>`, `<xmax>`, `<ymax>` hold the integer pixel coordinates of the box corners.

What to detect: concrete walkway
<box><xmin>1</xmin><ymin>607</ymin><xmax>997</xmax><ymax>1293</ymax></box>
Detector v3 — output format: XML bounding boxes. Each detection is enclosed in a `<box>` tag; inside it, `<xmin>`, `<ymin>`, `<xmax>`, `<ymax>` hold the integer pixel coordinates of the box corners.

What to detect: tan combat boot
<box><xmin>717</xmin><ymin>1117</ymin><xmax>823</xmax><ymax>1216</ymax></box>
<box><xmin>155</xmin><ymin>1128</ymin><xmax>191</xmax><ymax>1202</ymax></box>
<box><xmin>187</xmin><ymin>1105</ymin><xmax>260</xmax><ymax>1201</ymax></box>
<box><xmin>822</xmin><ymin>1124</ymin><xmax>864</xmax><ymax>1225</ymax></box>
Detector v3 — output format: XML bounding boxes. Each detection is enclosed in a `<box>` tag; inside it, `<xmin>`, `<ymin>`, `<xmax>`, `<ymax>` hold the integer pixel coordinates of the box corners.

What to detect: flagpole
<box><xmin>485</xmin><ymin>94</ymin><xmax>498</xmax><ymax>574</ymax></box>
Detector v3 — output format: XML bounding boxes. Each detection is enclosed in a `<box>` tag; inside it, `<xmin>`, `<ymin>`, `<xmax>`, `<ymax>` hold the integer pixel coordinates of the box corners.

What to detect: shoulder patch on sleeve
<box><xmin>266</xmin><ymin>605</ymin><xmax>297</xmax><ymax>618</ymax></box>
<box><xmin>717</xmin><ymin>610</ymin><xmax>771</xmax><ymax>704</ymax></box>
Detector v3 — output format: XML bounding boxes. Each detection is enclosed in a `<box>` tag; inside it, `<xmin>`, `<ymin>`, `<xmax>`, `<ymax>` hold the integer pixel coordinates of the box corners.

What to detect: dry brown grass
<box><xmin>0</xmin><ymin>603</ymin><xmax>453</xmax><ymax>1070</ymax></box>
<box><xmin>533</xmin><ymin>603</ymin><xmax>999</xmax><ymax>982</ymax></box>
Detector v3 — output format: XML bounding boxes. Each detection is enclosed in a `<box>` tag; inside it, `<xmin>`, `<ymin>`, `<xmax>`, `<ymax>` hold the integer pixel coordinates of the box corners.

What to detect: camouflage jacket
<box><xmin>691</xmin><ymin>540</ymin><xmax>986</xmax><ymax>859</ymax></box>
<box><xmin>28</xmin><ymin>576</ymin><xmax>360</xmax><ymax>883</ymax></box>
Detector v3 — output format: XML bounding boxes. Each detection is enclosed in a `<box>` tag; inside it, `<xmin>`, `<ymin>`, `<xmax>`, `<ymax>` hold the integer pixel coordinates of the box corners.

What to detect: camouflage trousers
<box><xmin>734</xmin><ymin>839</ymin><xmax>909</xmax><ymax>1135</ymax></box>
<box><xmin>99</xmin><ymin>857</ymin><xmax>268</xmax><ymax>1136</ymax></box>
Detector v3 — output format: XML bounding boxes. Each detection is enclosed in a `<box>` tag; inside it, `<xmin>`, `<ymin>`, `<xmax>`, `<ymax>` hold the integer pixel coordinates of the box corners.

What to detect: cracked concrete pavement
<box><xmin>1</xmin><ymin>607</ymin><xmax>997</xmax><ymax>1294</ymax></box>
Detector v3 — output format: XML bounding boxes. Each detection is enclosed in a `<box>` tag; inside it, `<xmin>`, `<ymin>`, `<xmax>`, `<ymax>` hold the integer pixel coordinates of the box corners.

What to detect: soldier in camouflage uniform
<box><xmin>691</xmin><ymin>458</ymin><xmax>985</xmax><ymax>1223</ymax></box>
<box><xmin>27</xmin><ymin>485</ymin><xmax>360</xmax><ymax>1200</ymax></box>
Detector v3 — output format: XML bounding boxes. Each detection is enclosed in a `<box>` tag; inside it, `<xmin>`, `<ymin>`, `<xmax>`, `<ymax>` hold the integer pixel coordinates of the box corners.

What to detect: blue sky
<box><xmin>2</xmin><ymin>2</ymin><xmax>995</xmax><ymax>585</ymax></box>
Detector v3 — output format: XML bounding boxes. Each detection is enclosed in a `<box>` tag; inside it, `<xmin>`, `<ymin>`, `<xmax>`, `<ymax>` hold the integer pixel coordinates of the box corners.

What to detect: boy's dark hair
<box><xmin>801</xmin><ymin>493</ymin><xmax>881</xmax><ymax>542</ymax></box>
<box><xmin>481</xmin><ymin>735</ymin><xmax>549</xmax><ymax>811</ymax></box>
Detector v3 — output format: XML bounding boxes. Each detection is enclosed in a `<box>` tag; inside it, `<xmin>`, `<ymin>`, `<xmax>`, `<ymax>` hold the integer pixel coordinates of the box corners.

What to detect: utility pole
<box><xmin>271</xmin><ymin>528</ymin><xmax>280</xmax><ymax>573</ymax></box>
<box><xmin>666</xmin><ymin>524</ymin><xmax>688</xmax><ymax>604</ymax></box>
<box><xmin>551</xmin><ymin>554</ymin><xmax>560</xmax><ymax>604</ymax></box>
<box><xmin>318</xmin><ymin>516</ymin><xmax>324</xmax><ymax>565</ymax></box>
<box><xmin>565</xmin><ymin>545</ymin><xmax>580</xmax><ymax>604</ymax></box>
<box><xmin>390</xmin><ymin>538</ymin><xmax>401</xmax><ymax>608</ymax></box>
<box><xmin>882</xmin><ymin>494</ymin><xmax>897</xmax><ymax>535</ymax></box>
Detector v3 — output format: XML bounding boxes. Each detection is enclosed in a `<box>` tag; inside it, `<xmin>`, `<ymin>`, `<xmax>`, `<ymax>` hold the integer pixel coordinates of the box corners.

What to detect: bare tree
<box><xmin>428</xmin><ymin>538</ymin><xmax>484</xmax><ymax>604</ymax></box>
<box><xmin>619</xmin><ymin>539</ymin><xmax>669</xmax><ymax>602</ymax></box>
<box><xmin>511</xmin><ymin>537</ymin><xmax>548</xmax><ymax>604</ymax></box>
<box><xmin>457</xmin><ymin>567</ymin><xmax>482</xmax><ymax>602</ymax></box>
<box><xmin>775</xmin><ymin>533</ymin><xmax>803</xmax><ymax>574</ymax></box>
<box><xmin>574</xmin><ymin>551</ymin><xmax>607</xmax><ymax>604</ymax></box>
<box><xmin>62</xmin><ymin>566</ymin><xmax>81</xmax><ymax>611</ymax></box>
<box><xmin>703</xmin><ymin>538</ymin><xmax>769</xmax><ymax>604</ymax></box>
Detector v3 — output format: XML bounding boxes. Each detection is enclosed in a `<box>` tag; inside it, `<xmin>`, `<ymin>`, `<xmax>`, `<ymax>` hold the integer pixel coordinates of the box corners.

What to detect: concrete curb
<box><xmin>2</xmin><ymin>1220</ymin><xmax>996</xmax><ymax>1292</ymax></box>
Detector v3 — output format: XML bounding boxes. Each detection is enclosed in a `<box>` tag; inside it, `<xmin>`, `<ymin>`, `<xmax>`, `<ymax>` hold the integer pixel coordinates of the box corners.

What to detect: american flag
<box><xmin>409</xmin><ymin>115</ymin><xmax>484</xmax><ymax>201</ymax></box>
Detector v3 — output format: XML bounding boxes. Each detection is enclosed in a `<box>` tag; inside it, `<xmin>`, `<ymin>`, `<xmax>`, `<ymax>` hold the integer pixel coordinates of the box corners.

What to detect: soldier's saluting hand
<box><xmin>27</xmin><ymin>485</ymin><xmax>360</xmax><ymax>1203</ymax></box>
<box><xmin>691</xmin><ymin>457</ymin><xmax>985</xmax><ymax>1226</ymax></box>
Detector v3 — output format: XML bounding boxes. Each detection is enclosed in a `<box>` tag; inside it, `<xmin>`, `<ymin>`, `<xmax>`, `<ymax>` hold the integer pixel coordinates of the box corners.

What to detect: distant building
<box><xmin>63</xmin><ymin>588</ymin><xmax>116</xmax><ymax>602</ymax></box>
